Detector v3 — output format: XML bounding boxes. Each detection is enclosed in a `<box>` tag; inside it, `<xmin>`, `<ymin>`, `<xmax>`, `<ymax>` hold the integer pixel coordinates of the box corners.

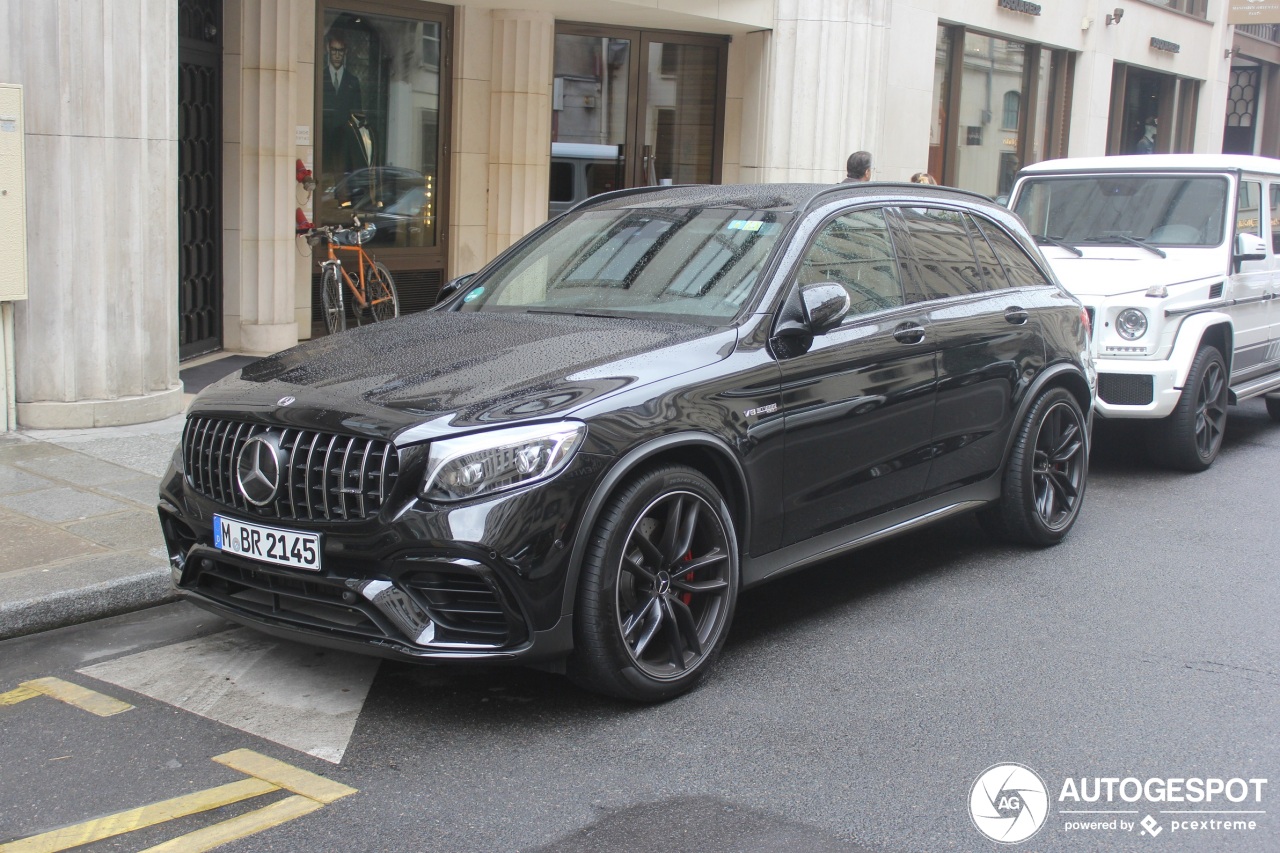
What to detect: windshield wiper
<box><xmin>525</xmin><ymin>308</ymin><xmax>629</xmax><ymax>319</ymax></box>
<box><xmin>1084</xmin><ymin>233</ymin><xmax>1167</xmax><ymax>258</ymax></box>
<box><xmin>1033</xmin><ymin>234</ymin><xmax>1083</xmax><ymax>257</ymax></box>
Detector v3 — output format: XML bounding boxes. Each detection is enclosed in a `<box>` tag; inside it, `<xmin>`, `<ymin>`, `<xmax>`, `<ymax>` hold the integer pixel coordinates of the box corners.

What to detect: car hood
<box><xmin>1039</xmin><ymin>249</ymin><xmax>1225</xmax><ymax>298</ymax></box>
<box><xmin>190</xmin><ymin>311</ymin><xmax>735</xmax><ymax>441</ymax></box>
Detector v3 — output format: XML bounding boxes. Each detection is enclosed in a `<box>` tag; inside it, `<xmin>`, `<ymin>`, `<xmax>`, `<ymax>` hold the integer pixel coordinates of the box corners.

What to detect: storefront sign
<box><xmin>1150</xmin><ymin>38</ymin><xmax>1181</xmax><ymax>54</ymax></box>
<box><xmin>997</xmin><ymin>0</ymin><xmax>1042</xmax><ymax>15</ymax></box>
<box><xmin>1229</xmin><ymin>1</ymin><xmax>1280</xmax><ymax>25</ymax></box>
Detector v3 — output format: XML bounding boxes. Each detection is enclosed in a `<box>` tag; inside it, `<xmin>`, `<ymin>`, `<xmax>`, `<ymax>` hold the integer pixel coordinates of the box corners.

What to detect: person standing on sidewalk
<box><xmin>842</xmin><ymin>151</ymin><xmax>872</xmax><ymax>183</ymax></box>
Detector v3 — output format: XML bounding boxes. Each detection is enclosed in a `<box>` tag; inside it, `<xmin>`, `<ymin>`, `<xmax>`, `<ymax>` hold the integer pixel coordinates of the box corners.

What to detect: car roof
<box><xmin>1020</xmin><ymin>154</ymin><xmax>1280</xmax><ymax>176</ymax></box>
<box><xmin>576</xmin><ymin>182</ymin><xmax>997</xmax><ymax>215</ymax></box>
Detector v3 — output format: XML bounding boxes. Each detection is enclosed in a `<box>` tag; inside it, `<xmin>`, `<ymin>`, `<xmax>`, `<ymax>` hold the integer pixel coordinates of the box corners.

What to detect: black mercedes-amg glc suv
<box><xmin>159</xmin><ymin>183</ymin><xmax>1094</xmax><ymax>701</ymax></box>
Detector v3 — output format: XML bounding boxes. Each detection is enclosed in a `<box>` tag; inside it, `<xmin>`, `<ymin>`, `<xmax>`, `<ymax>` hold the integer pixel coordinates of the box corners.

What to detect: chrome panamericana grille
<box><xmin>183</xmin><ymin>417</ymin><xmax>399</xmax><ymax>521</ymax></box>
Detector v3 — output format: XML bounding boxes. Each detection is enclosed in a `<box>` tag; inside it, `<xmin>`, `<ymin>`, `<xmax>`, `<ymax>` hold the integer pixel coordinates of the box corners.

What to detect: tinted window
<box><xmin>549</xmin><ymin>162</ymin><xmax>574</xmax><ymax>203</ymax></box>
<box><xmin>966</xmin><ymin>214</ymin><xmax>1011</xmax><ymax>291</ymax></box>
<box><xmin>976</xmin><ymin>218</ymin><xmax>1051</xmax><ymax>288</ymax></box>
<box><xmin>897</xmin><ymin>207</ymin><xmax>984</xmax><ymax>300</ymax></box>
<box><xmin>586</xmin><ymin>162</ymin><xmax>621</xmax><ymax>196</ymax></box>
<box><xmin>796</xmin><ymin>209</ymin><xmax>904</xmax><ymax>316</ymax></box>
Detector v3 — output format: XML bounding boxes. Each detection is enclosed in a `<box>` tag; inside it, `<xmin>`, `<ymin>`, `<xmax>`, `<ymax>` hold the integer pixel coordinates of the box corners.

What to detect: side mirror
<box><xmin>1235</xmin><ymin>232</ymin><xmax>1267</xmax><ymax>263</ymax></box>
<box><xmin>435</xmin><ymin>273</ymin><xmax>476</xmax><ymax>307</ymax></box>
<box><xmin>776</xmin><ymin>283</ymin><xmax>851</xmax><ymax>338</ymax></box>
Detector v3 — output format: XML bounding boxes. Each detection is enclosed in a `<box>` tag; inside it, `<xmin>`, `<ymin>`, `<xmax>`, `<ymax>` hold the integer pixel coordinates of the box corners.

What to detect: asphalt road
<box><xmin>2</xmin><ymin>400</ymin><xmax>1278</xmax><ymax>853</ymax></box>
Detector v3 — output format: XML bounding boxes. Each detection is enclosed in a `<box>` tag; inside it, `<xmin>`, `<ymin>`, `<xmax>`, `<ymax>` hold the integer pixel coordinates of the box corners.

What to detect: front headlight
<box><xmin>421</xmin><ymin>421</ymin><xmax>587</xmax><ymax>502</ymax></box>
<box><xmin>1115</xmin><ymin>308</ymin><xmax>1148</xmax><ymax>341</ymax></box>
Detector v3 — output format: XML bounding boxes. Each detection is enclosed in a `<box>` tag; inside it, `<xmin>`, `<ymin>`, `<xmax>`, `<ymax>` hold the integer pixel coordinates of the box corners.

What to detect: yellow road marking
<box><xmin>0</xmin><ymin>685</ymin><xmax>40</xmax><ymax>706</ymax></box>
<box><xmin>134</xmin><ymin>795</ymin><xmax>324</xmax><ymax>853</ymax></box>
<box><xmin>0</xmin><ymin>779</ymin><xmax>278</xmax><ymax>853</ymax></box>
<box><xmin>213</xmin><ymin>749</ymin><xmax>357</xmax><ymax>804</ymax></box>
<box><xmin>21</xmin><ymin>677</ymin><xmax>133</xmax><ymax>716</ymax></box>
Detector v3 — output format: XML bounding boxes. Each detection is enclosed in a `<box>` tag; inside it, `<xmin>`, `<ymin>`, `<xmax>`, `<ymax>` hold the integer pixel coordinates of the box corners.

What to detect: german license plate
<box><xmin>213</xmin><ymin>514</ymin><xmax>321</xmax><ymax>571</ymax></box>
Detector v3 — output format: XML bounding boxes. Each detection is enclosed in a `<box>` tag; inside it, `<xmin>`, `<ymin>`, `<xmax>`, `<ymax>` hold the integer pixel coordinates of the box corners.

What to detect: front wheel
<box><xmin>320</xmin><ymin>266</ymin><xmax>346</xmax><ymax>335</ymax></box>
<box><xmin>979</xmin><ymin>387</ymin><xmax>1088</xmax><ymax>546</ymax></box>
<box><xmin>569</xmin><ymin>466</ymin><xmax>739</xmax><ymax>702</ymax></box>
<box><xmin>1150</xmin><ymin>345</ymin><xmax>1227</xmax><ymax>471</ymax></box>
<box><xmin>367</xmin><ymin>261</ymin><xmax>400</xmax><ymax>323</ymax></box>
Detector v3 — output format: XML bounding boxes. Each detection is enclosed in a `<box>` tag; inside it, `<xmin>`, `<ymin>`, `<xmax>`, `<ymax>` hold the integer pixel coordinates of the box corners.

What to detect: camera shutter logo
<box><xmin>969</xmin><ymin>763</ymin><xmax>1049</xmax><ymax>844</ymax></box>
<box><xmin>236</xmin><ymin>433</ymin><xmax>285</xmax><ymax>506</ymax></box>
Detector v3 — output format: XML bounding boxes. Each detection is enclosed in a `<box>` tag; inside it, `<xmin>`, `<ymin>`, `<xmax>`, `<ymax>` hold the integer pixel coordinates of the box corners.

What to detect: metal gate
<box><xmin>178</xmin><ymin>0</ymin><xmax>223</xmax><ymax>360</ymax></box>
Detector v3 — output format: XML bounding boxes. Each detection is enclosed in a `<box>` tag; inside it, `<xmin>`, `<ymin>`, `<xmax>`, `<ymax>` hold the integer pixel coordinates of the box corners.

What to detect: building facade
<box><xmin>0</xmin><ymin>0</ymin><xmax>1265</xmax><ymax>430</ymax></box>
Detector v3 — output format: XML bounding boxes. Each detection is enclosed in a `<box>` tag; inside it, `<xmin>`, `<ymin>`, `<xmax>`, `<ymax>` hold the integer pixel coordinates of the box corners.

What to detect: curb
<box><xmin>0</xmin><ymin>568</ymin><xmax>179</xmax><ymax>640</ymax></box>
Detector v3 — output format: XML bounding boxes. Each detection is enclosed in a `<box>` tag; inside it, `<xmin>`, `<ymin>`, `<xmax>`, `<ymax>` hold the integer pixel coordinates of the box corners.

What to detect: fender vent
<box><xmin>1209</xmin><ymin>283</ymin><xmax>1224</xmax><ymax>299</ymax></box>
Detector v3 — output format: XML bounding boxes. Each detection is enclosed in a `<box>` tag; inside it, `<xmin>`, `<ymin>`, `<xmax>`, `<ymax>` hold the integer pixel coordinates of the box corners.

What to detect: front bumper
<box><xmin>158</xmin><ymin>449</ymin><xmax>609</xmax><ymax>665</ymax></box>
<box><xmin>1093</xmin><ymin>356</ymin><xmax>1180</xmax><ymax>419</ymax></box>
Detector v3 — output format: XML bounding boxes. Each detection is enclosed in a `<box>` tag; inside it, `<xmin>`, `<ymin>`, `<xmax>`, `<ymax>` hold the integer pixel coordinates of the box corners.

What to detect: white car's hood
<box><xmin>1038</xmin><ymin>248</ymin><xmax>1225</xmax><ymax>299</ymax></box>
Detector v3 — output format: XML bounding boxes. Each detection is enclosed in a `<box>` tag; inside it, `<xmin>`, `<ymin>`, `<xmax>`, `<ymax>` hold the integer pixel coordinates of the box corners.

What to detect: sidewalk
<box><xmin>0</xmin><ymin>415</ymin><xmax>186</xmax><ymax>639</ymax></box>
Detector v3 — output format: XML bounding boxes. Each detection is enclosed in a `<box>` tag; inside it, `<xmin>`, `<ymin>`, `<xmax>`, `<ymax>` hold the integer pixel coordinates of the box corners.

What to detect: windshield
<box><xmin>1013</xmin><ymin>175</ymin><xmax>1229</xmax><ymax>247</ymax></box>
<box><xmin>457</xmin><ymin>207</ymin><xmax>791</xmax><ymax>323</ymax></box>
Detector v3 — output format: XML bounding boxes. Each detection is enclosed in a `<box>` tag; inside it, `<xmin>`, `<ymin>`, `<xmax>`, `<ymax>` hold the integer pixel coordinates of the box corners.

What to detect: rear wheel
<box><xmin>320</xmin><ymin>267</ymin><xmax>345</xmax><ymax>335</ymax></box>
<box><xmin>980</xmin><ymin>387</ymin><xmax>1088</xmax><ymax>546</ymax></box>
<box><xmin>367</xmin><ymin>261</ymin><xmax>400</xmax><ymax>323</ymax></box>
<box><xmin>569</xmin><ymin>466</ymin><xmax>739</xmax><ymax>702</ymax></box>
<box><xmin>1151</xmin><ymin>346</ymin><xmax>1227</xmax><ymax>471</ymax></box>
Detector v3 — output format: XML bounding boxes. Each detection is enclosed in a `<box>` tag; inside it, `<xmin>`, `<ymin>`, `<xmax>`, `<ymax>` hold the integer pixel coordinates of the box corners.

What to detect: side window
<box><xmin>795</xmin><ymin>208</ymin><xmax>905</xmax><ymax>317</ymax></box>
<box><xmin>896</xmin><ymin>207</ymin><xmax>985</xmax><ymax>300</ymax></box>
<box><xmin>549</xmin><ymin>161</ymin><xmax>574</xmax><ymax>203</ymax></box>
<box><xmin>1271</xmin><ymin>185</ymin><xmax>1280</xmax><ymax>254</ymax></box>
<box><xmin>965</xmin><ymin>214</ymin><xmax>1011</xmax><ymax>291</ymax></box>
<box><xmin>1237</xmin><ymin>180</ymin><xmax>1263</xmax><ymax>241</ymax></box>
<box><xmin>974</xmin><ymin>218</ymin><xmax>1051</xmax><ymax>288</ymax></box>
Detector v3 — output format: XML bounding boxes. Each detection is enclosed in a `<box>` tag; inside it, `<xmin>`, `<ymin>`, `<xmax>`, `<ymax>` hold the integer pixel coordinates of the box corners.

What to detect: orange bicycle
<box><xmin>304</xmin><ymin>217</ymin><xmax>400</xmax><ymax>334</ymax></box>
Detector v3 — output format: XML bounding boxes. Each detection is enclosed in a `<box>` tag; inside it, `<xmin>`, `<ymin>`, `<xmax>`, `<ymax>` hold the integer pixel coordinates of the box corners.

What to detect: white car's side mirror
<box><xmin>1235</xmin><ymin>232</ymin><xmax>1268</xmax><ymax>262</ymax></box>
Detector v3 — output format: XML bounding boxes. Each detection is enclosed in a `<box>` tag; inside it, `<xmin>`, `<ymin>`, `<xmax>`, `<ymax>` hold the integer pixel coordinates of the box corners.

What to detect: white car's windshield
<box><xmin>1014</xmin><ymin>175</ymin><xmax>1229</xmax><ymax>248</ymax></box>
<box><xmin>458</xmin><ymin>207</ymin><xmax>791</xmax><ymax>323</ymax></box>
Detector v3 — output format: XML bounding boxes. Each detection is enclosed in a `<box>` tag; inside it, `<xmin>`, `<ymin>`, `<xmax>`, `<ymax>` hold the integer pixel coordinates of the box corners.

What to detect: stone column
<box><xmin>487</xmin><ymin>10</ymin><xmax>554</xmax><ymax>259</ymax></box>
<box><xmin>1</xmin><ymin>0</ymin><xmax>184</xmax><ymax>428</ymax></box>
<box><xmin>223</xmin><ymin>0</ymin><xmax>302</xmax><ymax>354</ymax></box>
<box><xmin>751</xmin><ymin>0</ymin><xmax>892</xmax><ymax>183</ymax></box>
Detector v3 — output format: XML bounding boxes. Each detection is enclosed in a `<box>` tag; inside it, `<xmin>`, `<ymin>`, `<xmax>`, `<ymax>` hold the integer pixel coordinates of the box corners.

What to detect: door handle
<box><xmin>893</xmin><ymin>322</ymin><xmax>926</xmax><ymax>345</ymax></box>
<box><xmin>1004</xmin><ymin>307</ymin><xmax>1030</xmax><ymax>325</ymax></box>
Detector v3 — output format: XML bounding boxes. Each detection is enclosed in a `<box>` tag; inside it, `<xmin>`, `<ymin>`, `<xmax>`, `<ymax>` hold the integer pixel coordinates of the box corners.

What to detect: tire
<box><xmin>1150</xmin><ymin>346</ymin><xmax>1228</xmax><ymax>471</ymax></box>
<box><xmin>367</xmin><ymin>261</ymin><xmax>400</xmax><ymax>323</ymax></box>
<box><xmin>320</xmin><ymin>266</ymin><xmax>346</xmax><ymax>335</ymax></box>
<box><xmin>1265</xmin><ymin>395</ymin><xmax>1280</xmax><ymax>423</ymax></box>
<box><xmin>979</xmin><ymin>386</ymin><xmax>1088</xmax><ymax>546</ymax></box>
<box><xmin>568</xmin><ymin>466</ymin><xmax>739</xmax><ymax>702</ymax></box>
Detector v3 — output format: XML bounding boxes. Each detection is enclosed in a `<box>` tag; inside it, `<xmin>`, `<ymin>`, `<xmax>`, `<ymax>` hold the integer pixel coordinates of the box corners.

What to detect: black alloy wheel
<box><xmin>980</xmin><ymin>386</ymin><xmax>1088</xmax><ymax>546</ymax></box>
<box><xmin>570</xmin><ymin>466</ymin><xmax>739</xmax><ymax>702</ymax></box>
<box><xmin>1152</xmin><ymin>346</ymin><xmax>1227</xmax><ymax>471</ymax></box>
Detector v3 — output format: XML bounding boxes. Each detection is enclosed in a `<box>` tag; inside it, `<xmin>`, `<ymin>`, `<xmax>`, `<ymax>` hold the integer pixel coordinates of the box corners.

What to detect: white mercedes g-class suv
<box><xmin>1009</xmin><ymin>155</ymin><xmax>1280</xmax><ymax>471</ymax></box>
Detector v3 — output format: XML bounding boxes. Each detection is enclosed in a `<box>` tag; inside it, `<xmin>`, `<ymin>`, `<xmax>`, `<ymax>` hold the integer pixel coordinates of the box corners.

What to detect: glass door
<box><xmin>551</xmin><ymin>24</ymin><xmax>726</xmax><ymax>216</ymax></box>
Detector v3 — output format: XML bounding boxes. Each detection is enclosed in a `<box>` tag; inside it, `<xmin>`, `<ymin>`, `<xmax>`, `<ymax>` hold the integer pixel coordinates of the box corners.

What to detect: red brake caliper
<box><xmin>681</xmin><ymin>550</ymin><xmax>694</xmax><ymax>606</ymax></box>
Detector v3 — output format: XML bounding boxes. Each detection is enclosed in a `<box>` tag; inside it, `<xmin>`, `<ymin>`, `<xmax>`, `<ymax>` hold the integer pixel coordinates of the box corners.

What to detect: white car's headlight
<box><xmin>1115</xmin><ymin>308</ymin><xmax>1148</xmax><ymax>341</ymax></box>
<box><xmin>421</xmin><ymin>422</ymin><xmax>587</xmax><ymax>502</ymax></box>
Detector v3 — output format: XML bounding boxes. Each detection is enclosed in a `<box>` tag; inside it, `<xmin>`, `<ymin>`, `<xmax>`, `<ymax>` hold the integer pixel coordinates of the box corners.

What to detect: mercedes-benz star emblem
<box><xmin>277</xmin><ymin>396</ymin><xmax>296</xmax><ymax>406</ymax></box>
<box><xmin>236</xmin><ymin>433</ymin><xmax>284</xmax><ymax>506</ymax></box>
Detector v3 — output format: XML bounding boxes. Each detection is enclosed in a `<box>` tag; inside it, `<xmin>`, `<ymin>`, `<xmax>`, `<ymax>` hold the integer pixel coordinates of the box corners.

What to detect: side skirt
<box><xmin>742</xmin><ymin>479</ymin><xmax>1000</xmax><ymax>588</ymax></box>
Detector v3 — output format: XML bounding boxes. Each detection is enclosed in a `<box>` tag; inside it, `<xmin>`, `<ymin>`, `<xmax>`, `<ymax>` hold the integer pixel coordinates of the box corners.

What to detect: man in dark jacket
<box><xmin>322</xmin><ymin>32</ymin><xmax>363</xmax><ymax>176</ymax></box>
<box><xmin>842</xmin><ymin>151</ymin><xmax>872</xmax><ymax>183</ymax></box>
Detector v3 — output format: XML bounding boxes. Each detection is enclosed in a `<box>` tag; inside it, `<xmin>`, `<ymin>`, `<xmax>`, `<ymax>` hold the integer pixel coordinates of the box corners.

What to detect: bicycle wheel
<box><xmin>321</xmin><ymin>266</ymin><xmax>346</xmax><ymax>334</ymax></box>
<box><xmin>367</xmin><ymin>261</ymin><xmax>400</xmax><ymax>323</ymax></box>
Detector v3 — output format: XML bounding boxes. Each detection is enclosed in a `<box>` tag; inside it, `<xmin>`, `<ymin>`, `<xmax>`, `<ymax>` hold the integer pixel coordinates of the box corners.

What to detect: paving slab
<box><xmin>13</xmin><ymin>454</ymin><xmax>151</xmax><ymax>487</ymax></box>
<box><xmin>0</xmin><ymin>486</ymin><xmax>133</xmax><ymax>523</ymax></box>
<box><xmin>64</xmin><ymin>510</ymin><xmax>167</xmax><ymax>552</ymax></box>
<box><xmin>0</xmin><ymin>465</ymin><xmax>57</xmax><ymax>495</ymax></box>
<box><xmin>0</xmin><ymin>514</ymin><xmax>107</xmax><ymax>574</ymax></box>
<box><xmin>97</xmin><ymin>476</ymin><xmax>164</xmax><ymax>509</ymax></box>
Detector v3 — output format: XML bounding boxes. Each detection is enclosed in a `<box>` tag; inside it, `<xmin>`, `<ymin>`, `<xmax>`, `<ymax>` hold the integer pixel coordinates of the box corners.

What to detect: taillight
<box><xmin>1080</xmin><ymin>306</ymin><xmax>1092</xmax><ymax>341</ymax></box>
